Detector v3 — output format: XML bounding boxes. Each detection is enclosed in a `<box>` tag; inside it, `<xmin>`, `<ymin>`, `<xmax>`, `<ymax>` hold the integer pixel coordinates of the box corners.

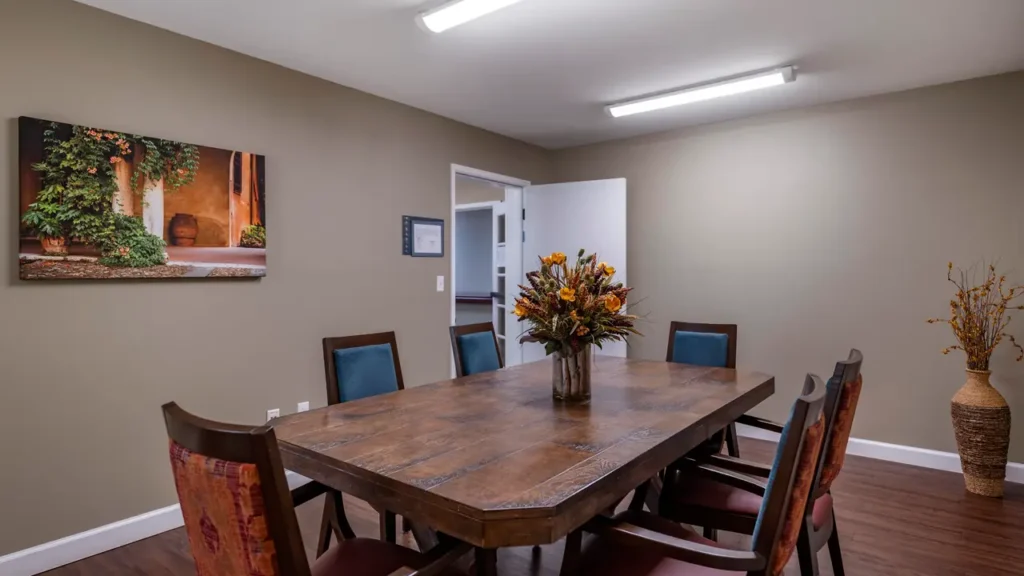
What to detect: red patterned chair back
<box><xmin>162</xmin><ymin>403</ymin><xmax>310</xmax><ymax>576</ymax></box>
<box><xmin>751</xmin><ymin>374</ymin><xmax>827</xmax><ymax>576</ymax></box>
<box><xmin>814</xmin><ymin>349</ymin><xmax>864</xmax><ymax>496</ymax></box>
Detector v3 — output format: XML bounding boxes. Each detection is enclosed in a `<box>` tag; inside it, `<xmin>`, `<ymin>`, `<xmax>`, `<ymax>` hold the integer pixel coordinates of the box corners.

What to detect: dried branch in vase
<box><xmin>927</xmin><ymin>262</ymin><xmax>1024</xmax><ymax>371</ymax></box>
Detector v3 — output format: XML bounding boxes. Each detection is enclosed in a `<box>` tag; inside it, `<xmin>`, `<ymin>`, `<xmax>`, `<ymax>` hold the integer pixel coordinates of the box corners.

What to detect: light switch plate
<box><xmin>297</xmin><ymin>401</ymin><xmax>310</xmax><ymax>413</ymax></box>
<box><xmin>436</xmin><ymin>275</ymin><xmax>445</xmax><ymax>292</ymax></box>
<box><xmin>266</xmin><ymin>408</ymin><xmax>280</xmax><ymax>422</ymax></box>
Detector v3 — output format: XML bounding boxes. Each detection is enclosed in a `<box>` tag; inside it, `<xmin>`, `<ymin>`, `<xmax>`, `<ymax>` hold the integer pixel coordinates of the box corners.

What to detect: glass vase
<box><xmin>552</xmin><ymin>344</ymin><xmax>592</xmax><ymax>403</ymax></box>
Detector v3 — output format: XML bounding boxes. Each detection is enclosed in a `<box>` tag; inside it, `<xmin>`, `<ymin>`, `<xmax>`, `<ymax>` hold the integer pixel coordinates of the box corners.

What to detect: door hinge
<box><xmin>522</xmin><ymin>209</ymin><xmax>526</xmax><ymax>220</ymax></box>
<box><xmin>522</xmin><ymin>231</ymin><xmax>526</xmax><ymax>243</ymax></box>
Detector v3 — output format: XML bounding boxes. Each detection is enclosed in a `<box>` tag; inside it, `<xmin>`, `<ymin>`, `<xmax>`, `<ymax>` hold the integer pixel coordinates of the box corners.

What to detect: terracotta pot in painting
<box><xmin>951</xmin><ymin>370</ymin><xmax>1011</xmax><ymax>497</ymax></box>
<box><xmin>40</xmin><ymin>236</ymin><xmax>68</xmax><ymax>256</ymax></box>
<box><xmin>169</xmin><ymin>213</ymin><xmax>198</xmax><ymax>247</ymax></box>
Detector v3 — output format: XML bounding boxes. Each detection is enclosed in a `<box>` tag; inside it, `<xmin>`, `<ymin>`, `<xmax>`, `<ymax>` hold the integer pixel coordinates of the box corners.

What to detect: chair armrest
<box><xmin>582</xmin><ymin>515</ymin><xmax>765</xmax><ymax>572</ymax></box>
<box><xmin>736</xmin><ymin>414</ymin><xmax>784</xmax><ymax>434</ymax></box>
<box><xmin>387</xmin><ymin>541</ymin><xmax>472</xmax><ymax>576</ymax></box>
<box><xmin>290</xmin><ymin>481</ymin><xmax>330</xmax><ymax>508</ymax></box>
<box><xmin>698</xmin><ymin>454</ymin><xmax>772</xmax><ymax>479</ymax></box>
<box><xmin>691</xmin><ymin>463</ymin><xmax>767</xmax><ymax>496</ymax></box>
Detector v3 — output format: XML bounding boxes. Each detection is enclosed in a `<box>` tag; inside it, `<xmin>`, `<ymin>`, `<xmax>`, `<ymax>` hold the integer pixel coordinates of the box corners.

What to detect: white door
<box><xmin>519</xmin><ymin>179</ymin><xmax>627</xmax><ymax>364</ymax></box>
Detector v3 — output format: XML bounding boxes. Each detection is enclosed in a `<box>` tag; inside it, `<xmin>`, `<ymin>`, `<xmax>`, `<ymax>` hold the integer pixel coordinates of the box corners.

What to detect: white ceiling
<box><xmin>76</xmin><ymin>0</ymin><xmax>1024</xmax><ymax>149</ymax></box>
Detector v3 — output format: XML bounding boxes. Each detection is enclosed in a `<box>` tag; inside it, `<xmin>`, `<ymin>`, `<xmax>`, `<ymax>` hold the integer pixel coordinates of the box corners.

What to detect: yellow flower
<box><xmin>570</xmin><ymin>310</ymin><xmax>579</xmax><ymax>321</ymax></box>
<box><xmin>605</xmin><ymin>294</ymin><xmax>622</xmax><ymax>313</ymax></box>
<box><xmin>541</xmin><ymin>256</ymin><xmax>553</xmax><ymax>266</ymax></box>
<box><xmin>601</xmin><ymin>262</ymin><xmax>617</xmax><ymax>276</ymax></box>
<box><xmin>514</xmin><ymin>303</ymin><xmax>527</xmax><ymax>317</ymax></box>
<box><xmin>550</xmin><ymin>252</ymin><xmax>567</xmax><ymax>265</ymax></box>
<box><xmin>559</xmin><ymin>287</ymin><xmax>576</xmax><ymax>302</ymax></box>
<box><xmin>576</xmin><ymin>326</ymin><xmax>590</xmax><ymax>336</ymax></box>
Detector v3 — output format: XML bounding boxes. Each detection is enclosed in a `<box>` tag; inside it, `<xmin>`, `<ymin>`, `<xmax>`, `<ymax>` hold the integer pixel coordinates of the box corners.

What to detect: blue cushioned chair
<box><xmin>666</xmin><ymin>322</ymin><xmax>740</xmax><ymax>461</ymax></box>
<box><xmin>449</xmin><ymin>322</ymin><xmax>503</xmax><ymax>377</ymax></box>
<box><xmin>320</xmin><ymin>332</ymin><xmax>406</xmax><ymax>552</ymax></box>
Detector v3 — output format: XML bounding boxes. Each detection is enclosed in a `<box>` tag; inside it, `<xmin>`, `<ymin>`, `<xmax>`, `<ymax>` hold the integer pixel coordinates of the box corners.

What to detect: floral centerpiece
<box><xmin>514</xmin><ymin>249</ymin><xmax>640</xmax><ymax>402</ymax></box>
<box><xmin>928</xmin><ymin>262</ymin><xmax>1023</xmax><ymax>497</ymax></box>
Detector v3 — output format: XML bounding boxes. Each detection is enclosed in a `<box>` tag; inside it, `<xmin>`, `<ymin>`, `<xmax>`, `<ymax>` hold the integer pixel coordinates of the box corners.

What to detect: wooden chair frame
<box><xmin>163</xmin><ymin>402</ymin><xmax>471</xmax><ymax>576</ymax></box>
<box><xmin>630</xmin><ymin>322</ymin><xmax>741</xmax><ymax>516</ymax></box>
<box><xmin>449</xmin><ymin>322</ymin><xmax>504</xmax><ymax>378</ymax></box>
<box><xmin>323</xmin><ymin>331</ymin><xmax>406</xmax><ymax>405</ymax></box>
<box><xmin>672</xmin><ymin>349</ymin><xmax>863</xmax><ymax>576</ymax></box>
<box><xmin>320</xmin><ymin>332</ymin><xmax>407</xmax><ymax>552</ymax></box>
<box><xmin>163</xmin><ymin>402</ymin><xmax>312</xmax><ymax>576</ymax></box>
<box><xmin>562</xmin><ymin>374</ymin><xmax>826</xmax><ymax>576</ymax></box>
<box><xmin>666</xmin><ymin>321</ymin><xmax>741</xmax><ymax>457</ymax></box>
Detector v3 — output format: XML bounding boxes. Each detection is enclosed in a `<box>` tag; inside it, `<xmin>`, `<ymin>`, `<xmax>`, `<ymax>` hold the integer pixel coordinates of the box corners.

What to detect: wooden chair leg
<box><xmin>473</xmin><ymin>547</ymin><xmax>498</xmax><ymax>576</ymax></box>
<box><xmin>559</xmin><ymin>528</ymin><xmax>583</xmax><ymax>576</ymax></box>
<box><xmin>828</xmin><ymin>518</ymin><xmax>846</xmax><ymax>576</ymax></box>
<box><xmin>380</xmin><ymin>510</ymin><xmax>397</xmax><ymax>543</ymax></box>
<box><xmin>330</xmin><ymin>489</ymin><xmax>356</xmax><ymax>540</ymax></box>
<box><xmin>316</xmin><ymin>498</ymin><xmax>334</xmax><ymax>558</ymax></box>
<box><xmin>628</xmin><ymin>480</ymin><xmax>650</xmax><ymax>511</ymax></box>
<box><xmin>796</xmin><ymin>521</ymin><xmax>819</xmax><ymax>576</ymax></box>
<box><xmin>725</xmin><ymin>423</ymin><xmax>741</xmax><ymax>457</ymax></box>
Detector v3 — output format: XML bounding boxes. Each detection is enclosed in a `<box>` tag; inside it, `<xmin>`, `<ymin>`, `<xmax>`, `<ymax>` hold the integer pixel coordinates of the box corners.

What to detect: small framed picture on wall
<box><xmin>402</xmin><ymin>216</ymin><xmax>445</xmax><ymax>257</ymax></box>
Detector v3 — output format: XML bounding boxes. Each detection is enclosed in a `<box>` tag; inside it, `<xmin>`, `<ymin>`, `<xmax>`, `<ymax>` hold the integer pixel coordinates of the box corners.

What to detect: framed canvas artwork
<box><xmin>18</xmin><ymin>116</ymin><xmax>267</xmax><ymax>280</ymax></box>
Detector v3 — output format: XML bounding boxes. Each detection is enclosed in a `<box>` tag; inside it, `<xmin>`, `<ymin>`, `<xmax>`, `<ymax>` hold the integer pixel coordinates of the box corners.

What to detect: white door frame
<box><xmin>450</xmin><ymin>165</ymin><xmax>530</xmax><ymax>376</ymax></box>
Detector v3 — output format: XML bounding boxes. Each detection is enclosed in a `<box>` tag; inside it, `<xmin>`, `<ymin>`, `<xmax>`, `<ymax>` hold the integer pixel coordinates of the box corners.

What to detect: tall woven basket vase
<box><xmin>951</xmin><ymin>370</ymin><xmax>1011</xmax><ymax>497</ymax></box>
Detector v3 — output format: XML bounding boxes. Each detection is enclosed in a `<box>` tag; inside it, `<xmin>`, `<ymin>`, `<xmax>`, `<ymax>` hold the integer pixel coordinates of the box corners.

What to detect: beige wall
<box><xmin>0</xmin><ymin>0</ymin><xmax>550</xmax><ymax>555</ymax></box>
<box><xmin>553</xmin><ymin>72</ymin><xmax>1024</xmax><ymax>462</ymax></box>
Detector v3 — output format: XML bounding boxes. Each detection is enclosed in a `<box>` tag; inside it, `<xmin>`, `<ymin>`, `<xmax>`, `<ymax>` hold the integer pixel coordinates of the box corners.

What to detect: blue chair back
<box><xmin>450</xmin><ymin>323</ymin><xmax>503</xmax><ymax>377</ymax></box>
<box><xmin>323</xmin><ymin>332</ymin><xmax>404</xmax><ymax>405</ymax></box>
<box><xmin>666</xmin><ymin>321</ymin><xmax>737</xmax><ymax>368</ymax></box>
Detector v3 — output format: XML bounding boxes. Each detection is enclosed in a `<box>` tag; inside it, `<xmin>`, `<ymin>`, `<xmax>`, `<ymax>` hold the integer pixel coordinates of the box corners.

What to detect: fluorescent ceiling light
<box><xmin>418</xmin><ymin>0</ymin><xmax>524</xmax><ymax>33</ymax></box>
<box><xmin>607</xmin><ymin>67</ymin><xmax>796</xmax><ymax>118</ymax></box>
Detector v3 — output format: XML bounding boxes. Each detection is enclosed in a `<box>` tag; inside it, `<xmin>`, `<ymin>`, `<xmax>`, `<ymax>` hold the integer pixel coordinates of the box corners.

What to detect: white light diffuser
<box><xmin>607</xmin><ymin>67</ymin><xmax>796</xmax><ymax>118</ymax></box>
<box><xmin>418</xmin><ymin>0</ymin><xmax>524</xmax><ymax>33</ymax></box>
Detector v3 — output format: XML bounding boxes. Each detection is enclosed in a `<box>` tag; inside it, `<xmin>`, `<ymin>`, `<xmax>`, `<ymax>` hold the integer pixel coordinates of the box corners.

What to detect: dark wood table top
<box><xmin>274</xmin><ymin>356</ymin><xmax>774</xmax><ymax>548</ymax></box>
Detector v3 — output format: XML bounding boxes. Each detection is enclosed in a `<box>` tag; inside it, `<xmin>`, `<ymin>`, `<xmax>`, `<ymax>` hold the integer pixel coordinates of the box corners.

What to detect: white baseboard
<box><xmin>0</xmin><ymin>472</ymin><xmax>311</xmax><ymax>576</ymax></box>
<box><xmin>736</xmin><ymin>424</ymin><xmax>1024</xmax><ymax>484</ymax></box>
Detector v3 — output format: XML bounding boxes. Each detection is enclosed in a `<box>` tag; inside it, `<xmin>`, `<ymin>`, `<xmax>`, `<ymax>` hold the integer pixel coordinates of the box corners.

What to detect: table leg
<box><xmin>474</xmin><ymin>547</ymin><xmax>498</xmax><ymax>576</ymax></box>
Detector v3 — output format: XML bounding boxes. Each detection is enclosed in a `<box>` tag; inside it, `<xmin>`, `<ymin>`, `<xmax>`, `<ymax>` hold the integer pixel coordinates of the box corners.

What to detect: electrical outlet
<box><xmin>266</xmin><ymin>408</ymin><xmax>280</xmax><ymax>422</ymax></box>
<box><xmin>297</xmin><ymin>401</ymin><xmax>310</xmax><ymax>413</ymax></box>
<box><xmin>436</xmin><ymin>275</ymin><xmax>445</xmax><ymax>292</ymax></box>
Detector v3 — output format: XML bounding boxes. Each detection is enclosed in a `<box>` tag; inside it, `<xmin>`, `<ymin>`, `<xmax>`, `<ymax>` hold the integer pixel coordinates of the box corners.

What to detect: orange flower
<box><xmin>570</xmin><ymin>310</ymin><xmax>579</xmax><ymax>321</ymax></box>
<box><xmin>87</xmin><ymin>167</ymin><xmax>97</xmax><ymax>174</ymax></box>
<box><xmin>576</xmin><ymin>326</ymin><xmax>590</xmax><ymax>336</ymax></box>
<box><xmin>110</xmin><ymin>156</ymin><xmax>121</xmax><ymax>164</ymax></box>
<box><xmin>599</xmin><ymin>262</ymin><xmax>616</xmax><ymax>276</ymax></box>
<box><xmin>514</xmin><ymin>302</ymin><xmax>527</xmax><ymax>317</ymax></box>
<box><xmin>605</xmin><ymin>294</ymin><xmax>622</xmax><ymax>313</ymax></box>
<box><xmin>550</xmin><ymin>252</ymin><xmax>567</xmax><ymax>265</ymax></box>
<box><xmin>541</xmin><ymin>256</ymin><xmax>553</xmax><ymax>266</ymax></box>
<box><xmin>559</xmin><ymin>287</ymin><xmax>576</xmax><ymax>302</ymax></box>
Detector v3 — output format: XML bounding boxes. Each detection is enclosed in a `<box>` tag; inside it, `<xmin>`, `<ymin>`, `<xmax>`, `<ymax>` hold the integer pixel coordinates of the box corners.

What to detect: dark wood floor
<box><xmin>44</xmin><ymin>438</ymin><xmax>1024</xmax><ymax>575</ymax></box>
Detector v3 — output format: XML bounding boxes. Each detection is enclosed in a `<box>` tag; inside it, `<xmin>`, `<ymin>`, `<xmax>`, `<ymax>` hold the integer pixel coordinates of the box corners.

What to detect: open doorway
<box><xmin>450</xmin><ymin>166</ymin><xmax>528</xmax><ymax>374</ymax></box>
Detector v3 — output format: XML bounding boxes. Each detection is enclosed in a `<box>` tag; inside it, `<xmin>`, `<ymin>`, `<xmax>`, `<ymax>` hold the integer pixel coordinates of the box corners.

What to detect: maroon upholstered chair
<box><xmin>162</xmin><ymin>402</ymin><xmax>469</xmax><ymax>576</ymax></box>
<box><xmin>660</xmin><ymin>349</ymin><xmax>863</xmax><ymax>576</ymax></box>
<box><xmin>560</xmin><ymin>374</ymin><xmax>827</xmax><ymax>576</ymax></box>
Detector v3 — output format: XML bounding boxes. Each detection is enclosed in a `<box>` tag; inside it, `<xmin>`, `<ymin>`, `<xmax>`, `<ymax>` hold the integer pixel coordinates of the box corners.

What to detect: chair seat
<box><xmin>312</xmin><ymin>538</ymin><xmax>463</xmax><ymax>576</ymax></box>
<box><xmin>579</xmin><ymin>511</ymin><xmax>743</xmax><ymax>576</ymax></box>
<box><xmin>670</xmin><ymin>474</ymin><xmax>833</xmax><ymax>531</ymax></box>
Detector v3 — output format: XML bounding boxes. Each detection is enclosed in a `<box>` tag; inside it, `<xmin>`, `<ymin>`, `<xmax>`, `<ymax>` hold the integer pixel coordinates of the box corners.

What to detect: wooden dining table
<box><xmin>273</xmin><ymin>356</ymin><xmax>774</xmax><ymax>575</ymax></box>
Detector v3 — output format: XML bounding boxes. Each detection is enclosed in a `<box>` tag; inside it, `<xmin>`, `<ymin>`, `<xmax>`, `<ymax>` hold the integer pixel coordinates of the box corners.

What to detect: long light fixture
<box><xmin>418</xmin><ymin>0</ymin><xmax>524</xmax><ymax>33</ymax></box>
<box><xmin>606</xmin><ymin>66</ymin><xmax>796</xmax><ymax>118</ymax></box>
